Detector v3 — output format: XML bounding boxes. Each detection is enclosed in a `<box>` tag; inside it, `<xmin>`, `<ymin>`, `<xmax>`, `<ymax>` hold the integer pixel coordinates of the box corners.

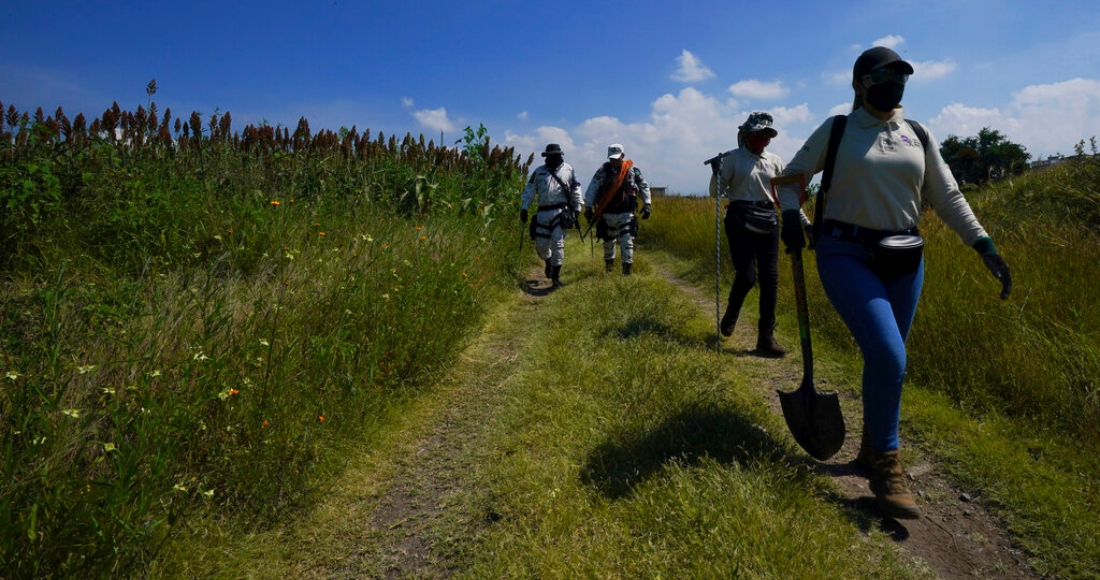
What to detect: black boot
<box><xmin>720</xmin><ymin>307</ymin><xmax>738</xmax><ymax>337</ymax></box>
<box><xmin>550</xmin><ymin>265</ymin><xmax>563</xmax><ymax>288</ymax></box>
<box><xmin>605</xmin><ymin>259</ymin><xmax>614</xmax><ymax>273</ymax></box>
<box><xmin>755</xmin><ymin>324</ymin><xmax>787</xmax><ymax>358</ymax></box>
<box><xmin>622</xmin><ymin>262</ymin><xmax>632</xmax><ymax>276</ymax></box>
<box><xmin>544</xmin><ymin>259</ymin><xmax>552</xmax><ymax>279</ymax></box>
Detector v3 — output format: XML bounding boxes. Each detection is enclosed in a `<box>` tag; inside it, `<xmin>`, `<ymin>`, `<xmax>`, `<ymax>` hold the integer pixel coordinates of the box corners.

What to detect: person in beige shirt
<box><xmin>708</xmin><ymin>112</ymin><xmax>807</xmax><ymax>356</ymax></box>
<box><xmin>772</xmin><ymin>46</ymin><xmax>1012</xmax><ymax>520</ymax></box>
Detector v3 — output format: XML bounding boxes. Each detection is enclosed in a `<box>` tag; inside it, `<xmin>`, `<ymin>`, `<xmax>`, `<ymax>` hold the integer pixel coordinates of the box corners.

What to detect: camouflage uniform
<box><xmin>521</xmin><ymin>144</ymin><xmax>584</xmax><ymax>285</ymax></box>
<box><xmin>584</xmin><ymin>144</ymin><xmax>652</xmax><ymax>275</ymax></box>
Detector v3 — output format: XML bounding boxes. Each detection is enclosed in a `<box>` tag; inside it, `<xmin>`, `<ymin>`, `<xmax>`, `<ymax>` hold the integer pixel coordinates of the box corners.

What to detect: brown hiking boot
<box><xmin>755</xmin><ymin>327</ymin><xmax>787</xmax><ymax>358</ymax></box>
<box><xmin>867</xmin><ymin>449</ymin><xmax>921</xmax><ymax>520</ymax></box>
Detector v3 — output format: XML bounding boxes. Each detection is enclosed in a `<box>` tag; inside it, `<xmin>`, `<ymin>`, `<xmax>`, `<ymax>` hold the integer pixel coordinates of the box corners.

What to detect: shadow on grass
<box><xmin>579</xmin><ymin>403</ymin><xmax>804</xmax><ymax>499</ymax></box>
<box><xmin>601</xmin><ymin>313</ymin><xmax>709</xmax><ymax>350</ymax></box>
<box><xmin>524</xmin><ymin>279</ymin><xmax>557</xmax><ymax>297</ymax></box>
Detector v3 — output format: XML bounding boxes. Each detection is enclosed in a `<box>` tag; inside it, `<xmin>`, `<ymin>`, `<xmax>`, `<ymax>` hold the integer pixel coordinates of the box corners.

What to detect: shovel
<box><xmin>778</xmin><ymin>246</ymin><xmax>845</xmax><ymax>461</ymax></box>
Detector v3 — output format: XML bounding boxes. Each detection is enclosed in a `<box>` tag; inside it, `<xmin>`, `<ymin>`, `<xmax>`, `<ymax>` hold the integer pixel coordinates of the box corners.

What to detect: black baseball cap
<box><xmin>853</xmin><ymin>46</ymin><xmax>915</xmax><ymax>80</ymax></box>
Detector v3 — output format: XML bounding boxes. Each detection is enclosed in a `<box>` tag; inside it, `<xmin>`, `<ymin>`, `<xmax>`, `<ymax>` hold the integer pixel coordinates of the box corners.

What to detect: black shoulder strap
<box><xmin>547</xmin><ymin>166</ymin><xmax>571</xmax><ymax>193</ymax></box>
<box><xmin>814</xmin><ymin>115</ymin><xmax>848</xmax><ymax>241</ymax></box>
<box><xmin>905</xmin><ymin>119</ymin><xmax>930</xmax><ymax>155</ymax></box>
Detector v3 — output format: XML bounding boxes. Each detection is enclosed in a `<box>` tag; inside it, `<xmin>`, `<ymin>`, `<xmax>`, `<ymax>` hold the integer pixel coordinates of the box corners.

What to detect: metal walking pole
<box><xmin>704</xmin><ymin>153</ymin><xmax>724</xmax><ymax>351</ymax></box>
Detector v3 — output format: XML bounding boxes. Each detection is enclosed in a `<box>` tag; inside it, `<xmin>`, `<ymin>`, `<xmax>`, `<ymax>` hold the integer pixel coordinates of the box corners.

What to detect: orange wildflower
<box><xmin>318</xmin><ymin>415</ymin><xmax>325</xmax><ymax>422</ymax></box>
<box><xmin>261</xmin><ymin>420</ymin><xmax>269</xmax><ymax>429</ymax></box>
<box><xmin>270</xmin><ymin>200</ymin><xmax>280</xmax><ymax>206</ymax></box>
<box><xmin>228</xmin><ymin>389</ymin><xmax>239</xmax><ymax>396</ymax></box>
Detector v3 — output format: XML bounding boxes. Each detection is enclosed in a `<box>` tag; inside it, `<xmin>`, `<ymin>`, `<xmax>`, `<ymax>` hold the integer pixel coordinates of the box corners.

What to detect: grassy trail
<box><xmin>188</xmin><ymin>243</ymin><xmax>1042</xmax><ymax>579</ymax></box>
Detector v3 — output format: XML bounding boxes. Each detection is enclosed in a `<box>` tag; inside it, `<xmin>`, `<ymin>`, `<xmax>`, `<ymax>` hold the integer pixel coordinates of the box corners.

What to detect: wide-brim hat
<box><xmin>739</xmin><ymin>112</ymin><xmax>778</xmax><ymax>138</ymax></box>
<box><xmin>607</xmin><ymin>143</ymin><xmax>625</xmax><ymax>160</ymax></box>
<box><xmin>853</xmin><ymin>46</ymin><xmax>914</xmax><ymax>80</ymax></box>
<box><xmin>541</xmin><ymin>143</ymin><xmax>564</xmax><ymax>157</ymax></box>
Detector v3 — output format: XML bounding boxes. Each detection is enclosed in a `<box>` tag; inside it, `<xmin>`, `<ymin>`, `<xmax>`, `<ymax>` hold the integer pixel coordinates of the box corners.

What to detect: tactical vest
<box><xmin>598</xmin><ymin>162</ymin><xmax>639</xmax><ymax>215</ymax></box>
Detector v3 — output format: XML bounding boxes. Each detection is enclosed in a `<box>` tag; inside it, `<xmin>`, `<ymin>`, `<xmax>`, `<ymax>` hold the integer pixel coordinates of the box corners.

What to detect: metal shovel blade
<box><xmin>778</xmin><ymin>379</ymin><xmax>845</xmax><ymax>461</ymax></box>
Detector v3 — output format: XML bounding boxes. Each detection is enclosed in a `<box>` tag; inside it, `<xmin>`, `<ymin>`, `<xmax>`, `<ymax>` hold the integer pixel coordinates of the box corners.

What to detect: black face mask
<box><xmin>865</xmin><ymin>81</ymin><xmax>906</xmax><ymax>112</ymax></box>
<box><xmin>545</xmin><ymin>155</ymin><xmax>563</xmax><ymax>169</ymax></box>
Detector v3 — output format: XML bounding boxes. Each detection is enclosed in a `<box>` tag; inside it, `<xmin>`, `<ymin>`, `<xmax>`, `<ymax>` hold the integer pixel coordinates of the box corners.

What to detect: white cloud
<box><xmin>671</xmin><ymin>49</ymin><xmax>715</xmax><ymax>83</ymax></box>
<box><xmin>727</xmin><ymin>79</ymin><xmax>788</xmax><ymax>101</ymax></box>
<box><xmin>517</xmin><ymin>111</ymin><xmax>529</xmax><ymax>121</ymax></box>
<box><xmin>929</xmin><ymin>78</ymin><xmax>1100</xmax><ymax>158</ymax></box>
<box><xmin>505</xmin><ymin>87</ymin><xmax>821</xmax><ymax>194</ymax></box>
<box><xmin>872</xmin><ymin>35</ymin><xmax>905</xmax><ymax>49</ymax></box>
<box><xmin>401</xmin><ymin>97</ymin><xmax>414</xmax><ymax>108</ymax></box>
<box><xmin>912</xmin><ymin>59</ymin><xmax>957</xmax><ymax>81</ymax></box>
<box><xmin>503</xmin><ymin>75</ymin><xmax>1100</xmax><ymax>195</ymax></box>
<box><xmin>413</xmin><ymin>107</ymin><xmax>455</xmax><ymax>133</ymax></box>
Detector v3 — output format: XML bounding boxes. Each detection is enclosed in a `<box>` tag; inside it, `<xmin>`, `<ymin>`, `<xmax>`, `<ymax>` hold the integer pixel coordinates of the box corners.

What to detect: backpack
<box><xmin>812</xmin><ymin>115</ymin><xmax>930</xmax><ymax>241</ymax></box>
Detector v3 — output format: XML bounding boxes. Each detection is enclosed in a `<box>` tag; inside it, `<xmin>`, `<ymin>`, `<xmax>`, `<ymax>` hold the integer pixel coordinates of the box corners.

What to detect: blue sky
<box><xmin>3</xmin><ymin>1</ymin><xmax>1099</xmax><ymax>194</ymax></box>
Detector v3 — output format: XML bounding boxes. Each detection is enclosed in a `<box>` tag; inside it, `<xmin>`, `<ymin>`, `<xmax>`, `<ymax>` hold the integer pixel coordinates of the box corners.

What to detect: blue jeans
<box><xmin>814</xmin><ymin>235</ymin><xmax>924</xmax><ymax>452</ymax></box>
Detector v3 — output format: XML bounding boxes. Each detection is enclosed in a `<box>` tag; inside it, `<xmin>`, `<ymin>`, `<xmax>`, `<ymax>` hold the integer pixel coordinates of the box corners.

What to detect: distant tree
<box><xmin>939</xmin><ymin>127</ymin><xmax>1030</xmax><ymax>186</ymax></box>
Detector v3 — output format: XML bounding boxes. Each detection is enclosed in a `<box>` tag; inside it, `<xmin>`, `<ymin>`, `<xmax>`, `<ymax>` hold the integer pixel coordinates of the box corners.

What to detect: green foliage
<box><xmin>0</xmin><ymin>159</ymin><xmax>62</xmax><ymax>267</ymax></box>
<box><xmin>940</xmin><ymin>127</ymin><xmax>1030</xmax><ymax>186</ymax></box>
<box><xmin>0</xmin><ymin>101</ymin><xmax>528</xmax><ymax>577</ymax></box>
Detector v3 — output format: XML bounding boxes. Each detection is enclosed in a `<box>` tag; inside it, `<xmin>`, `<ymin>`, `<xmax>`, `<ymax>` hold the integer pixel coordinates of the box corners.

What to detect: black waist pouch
<box><xmin>732</xmin><ymin>201</ymin><xmax>778</xmax><ymax>234</ymax></box>
<box><xmin>869</xmin><ymin>234</ymin><xmax>924</xmax><ymax>278</ymax></box>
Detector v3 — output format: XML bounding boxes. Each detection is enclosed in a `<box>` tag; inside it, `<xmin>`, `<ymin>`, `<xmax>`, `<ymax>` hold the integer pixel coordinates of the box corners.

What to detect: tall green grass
<box><xmin>0</xmin><ymin>100</ymin><xmax>528</xmax><ymax>577</ymax></box>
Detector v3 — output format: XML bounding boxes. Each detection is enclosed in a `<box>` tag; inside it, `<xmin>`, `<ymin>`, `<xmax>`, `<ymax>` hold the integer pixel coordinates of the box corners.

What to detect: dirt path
<box><xmin>292</xmin><ymin>264</ymin><xmax>1041</xmax><ymax>579</ymax></box>
<box><xmin>654</xmin><ymin>263</ymin><xmax>1040</xmax><ymax>579</ymax></box>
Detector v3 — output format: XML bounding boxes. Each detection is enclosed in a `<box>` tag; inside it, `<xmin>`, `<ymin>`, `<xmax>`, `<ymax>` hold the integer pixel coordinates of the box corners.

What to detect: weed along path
<box><xmin>232</xmin><ymin>252</ymin><xmax>1041</xmax><ymax>578</ymax></box>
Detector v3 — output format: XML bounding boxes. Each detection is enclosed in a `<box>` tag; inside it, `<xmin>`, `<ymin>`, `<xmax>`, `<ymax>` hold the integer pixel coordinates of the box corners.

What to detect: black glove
<box><xmin>804</xmin><ymin>223</ymin><xmax>815</xmax><ymax>250</ymax></box>
<box><xmin>973</xmin><ymin>237</ymin><xmax>1011</xmax><ymax>300</ymax></box>
<box><xmin>561</xmin><ymin>211</ymin><xmax>575</xmax><ymax>229</ymax></box>
<box><xmin>641</xmin><ymin>203</ymin><xmax>651</xmax><ymax>220</ymax></box>
<box><xmin>520</xmin><ymin>209</ymin><xmax>528</xmax><ymax>223</ymax></box>
<box><xmin>584</xmin><ymin>207</ymin><xmax>594</xmax><ymax>223</ymax></box>
<box><xmin>780</xmin><ymin>210</ymin><xmax>805</xmax><ymax>253</ymax></box>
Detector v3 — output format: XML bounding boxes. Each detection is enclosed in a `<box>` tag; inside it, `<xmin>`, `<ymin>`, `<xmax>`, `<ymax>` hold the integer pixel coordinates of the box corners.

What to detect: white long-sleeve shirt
<box><xmin>775</xmin><ymin>107</ymin><xmax>988</xmax><ymax>244</ymax></box>
<box><xmin>521</xmin><ymin>163</ymin><xmax>583</xmax><ymax>213</ymax></box>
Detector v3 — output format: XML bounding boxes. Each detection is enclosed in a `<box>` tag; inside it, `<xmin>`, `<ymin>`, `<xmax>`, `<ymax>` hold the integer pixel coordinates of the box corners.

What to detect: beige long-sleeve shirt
<box><xmin>710</xmin><ymin>146</ymin><xmax>810</xmax><ymax>226</ymax></box>
<box><xmin>709</xmin><ymin>147</ymin><xmax>784</xmax><ymax>202</ymax></box>
<box><xmin>775</xmin><ymin>107</ymin><xmax>988</xmax><ymax>244</ymax></box>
